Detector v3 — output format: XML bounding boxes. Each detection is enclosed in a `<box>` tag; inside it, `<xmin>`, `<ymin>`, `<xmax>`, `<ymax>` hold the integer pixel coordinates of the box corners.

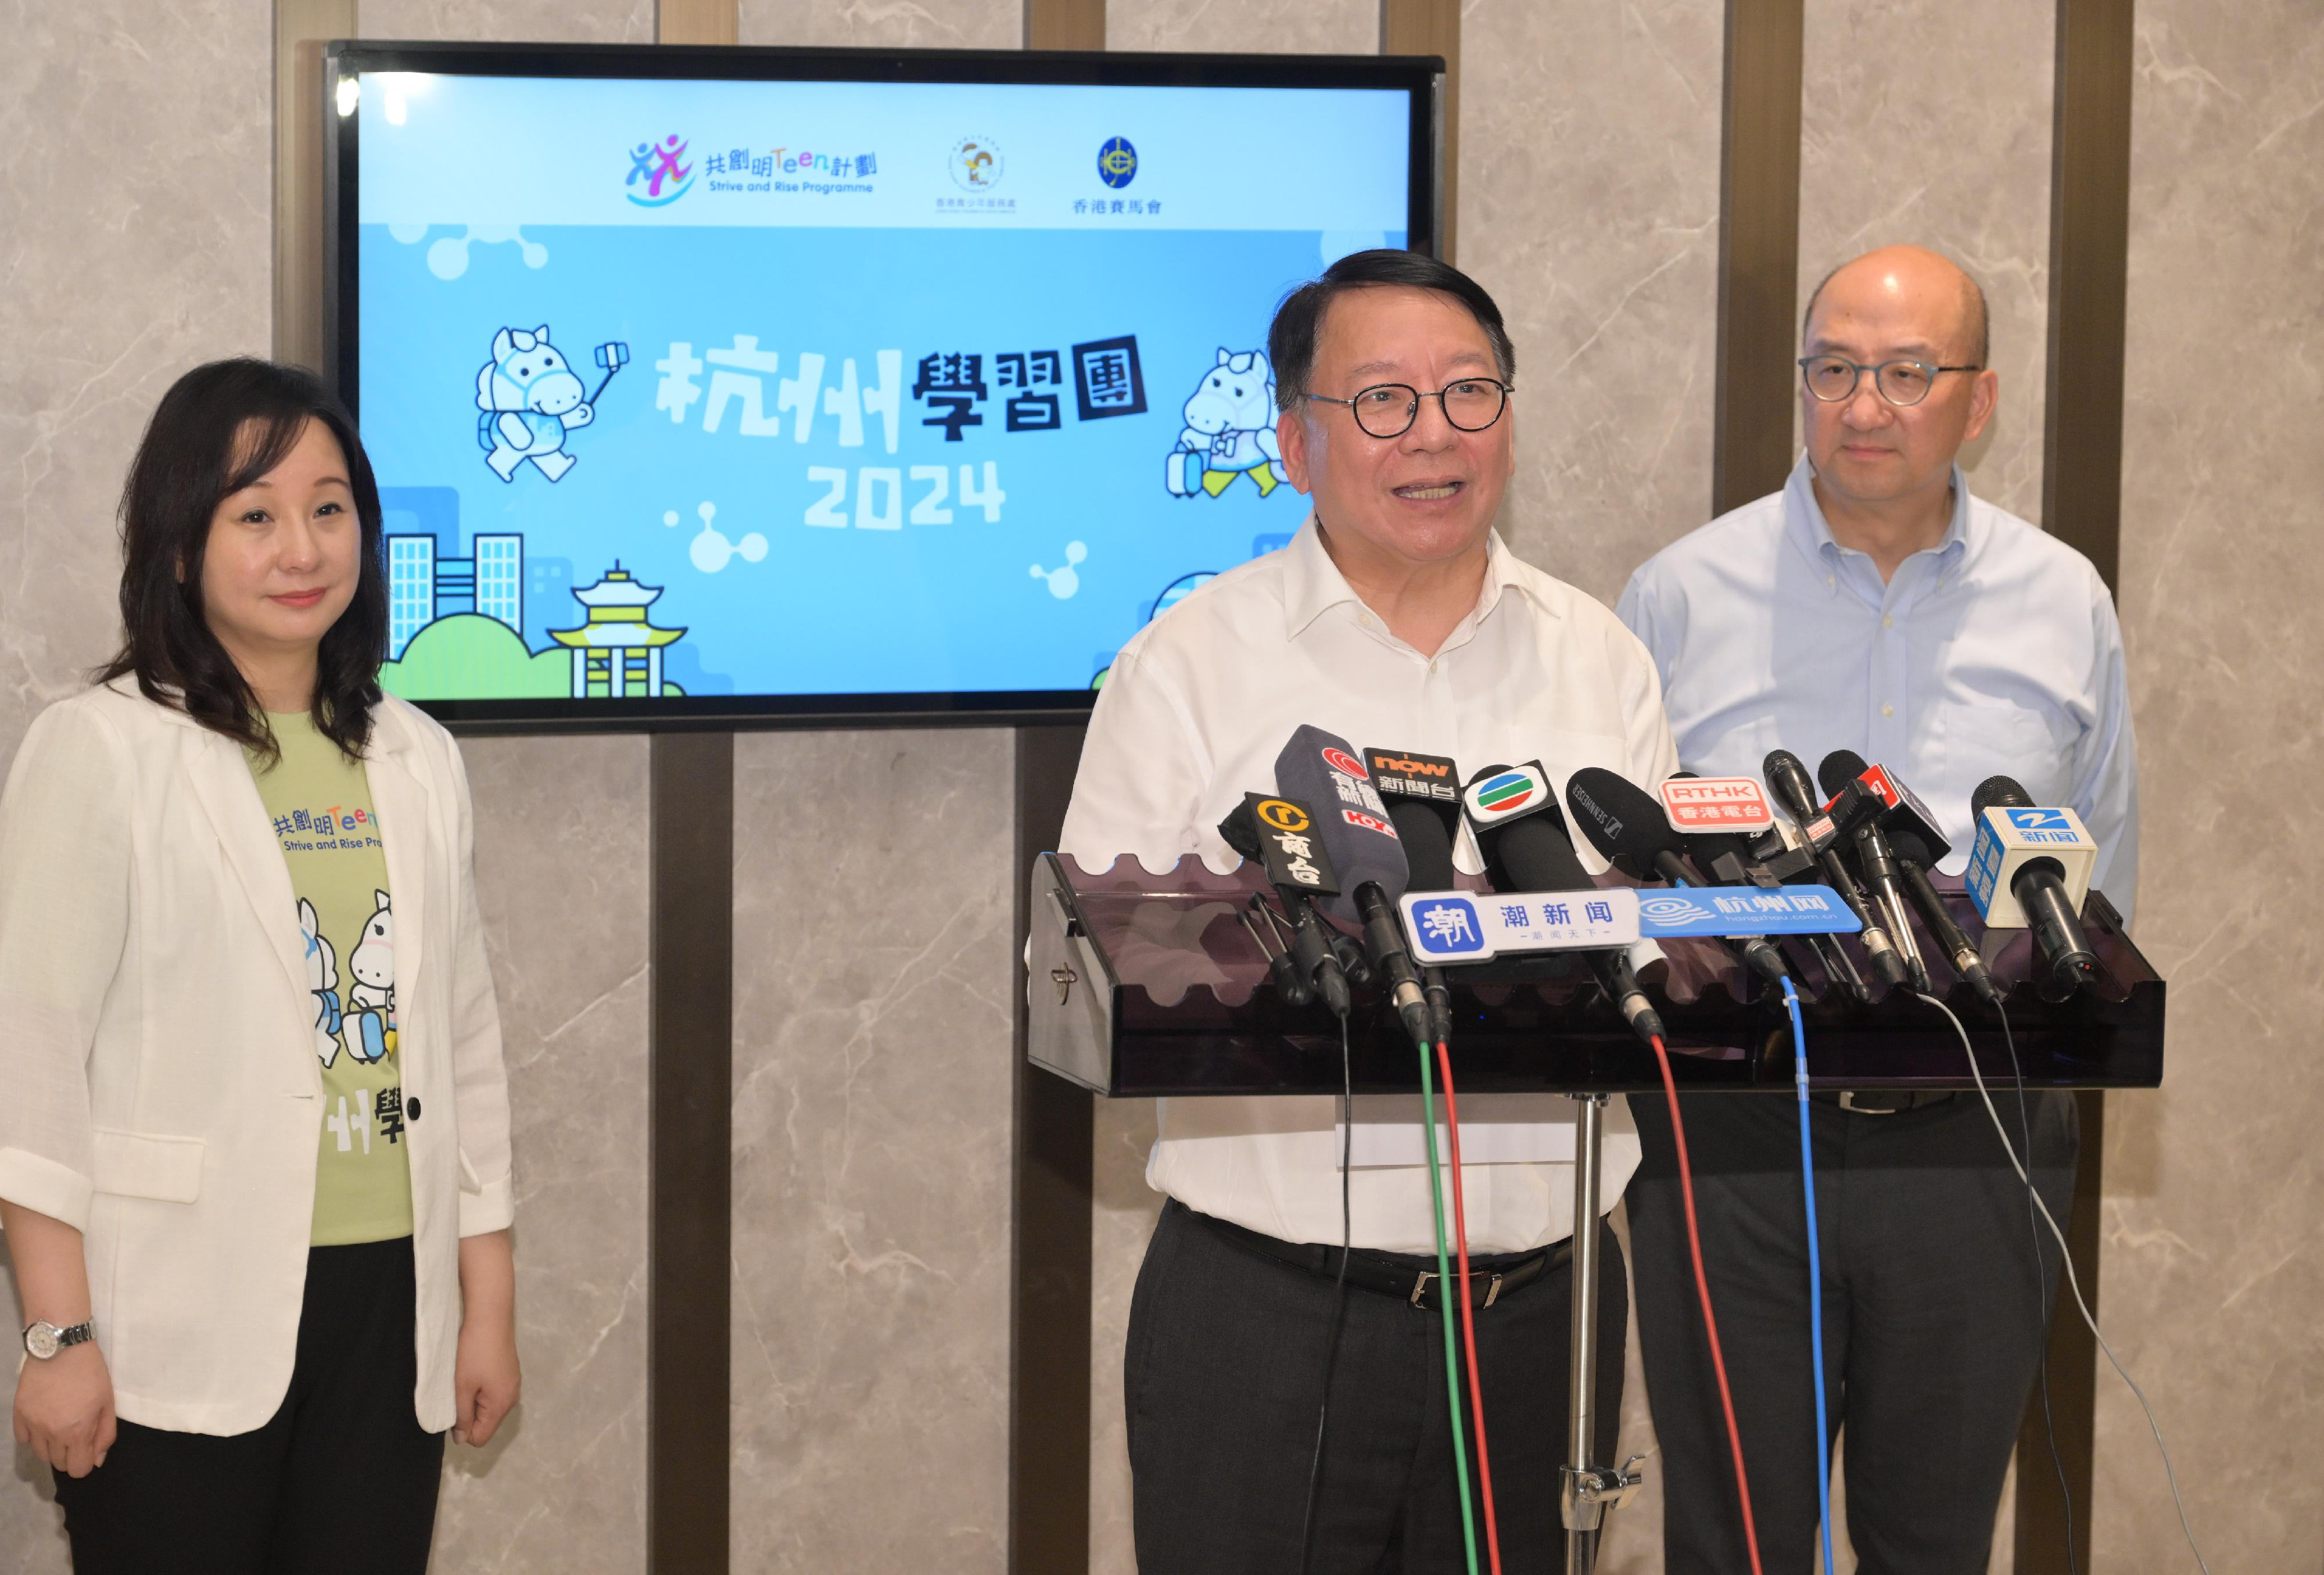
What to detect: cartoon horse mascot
<box><xmin>477</xmin><ymin>325</ymin><xmax>594</xmax><ymax>482</ymax></box>
<box><xmin>1164</xmin><ymin>349</ymin><xmax>1288</xmax><ymax>499</ymax></box>
<box><xmin>346</xmin><ymin>890</ymin><xmax>396</xmax><ymax>1065</ymax></box>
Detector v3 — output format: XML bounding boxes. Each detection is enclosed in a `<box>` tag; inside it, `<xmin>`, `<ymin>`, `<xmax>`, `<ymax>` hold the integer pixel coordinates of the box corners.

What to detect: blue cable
<box><xmin>1782</xmin><ymin>977</ymin><xmax>1837</xmax><ymax>1575</ymax></box>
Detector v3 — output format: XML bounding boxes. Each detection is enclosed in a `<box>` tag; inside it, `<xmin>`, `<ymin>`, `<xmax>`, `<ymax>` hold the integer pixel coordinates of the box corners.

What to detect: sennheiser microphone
<box><xmin>1888</xmin><ymin>828</ymin><xmax>2004</xmax><ymax>1005</ymax></box>
<box><xmin>1462</xmin><ymin>765</ymin><xmax>1665</xmax><ymax>1045</ymax></box>
<box><xmin>1819</xmin><ymin>751</ymin><xmax>1932</xmax><ymax>993</ymax></box>
<box><xmin>1564</xmin><ymin>766</ymin><xmax>1792</xmax><ymax>989</ymax></box>
<box><xmin>1674</xmin><ymin>773</ymin><xmax>1867</xmax><ymax>1003</ymax></box>
<box><xmin>1275</xmin><ymin>726</ymin><xmax>1430</xmax><ymax>1045</ymax></box>
<box><xmin>1970</xmin><ymin>775</ymin><xmax>2100</xmax><ymax>998</ymax></box>
<box><xmin>1764</xmin><ymin>749</ymin><xmax>1910</xmax><ymax>988</ymax></box>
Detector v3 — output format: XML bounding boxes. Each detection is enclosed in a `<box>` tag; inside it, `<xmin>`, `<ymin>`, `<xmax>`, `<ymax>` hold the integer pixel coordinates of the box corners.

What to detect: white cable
<box><xmin>1916</xmin><ymin>992</ymin><xmax>2214</xmax><ymax>1575</ymax></box>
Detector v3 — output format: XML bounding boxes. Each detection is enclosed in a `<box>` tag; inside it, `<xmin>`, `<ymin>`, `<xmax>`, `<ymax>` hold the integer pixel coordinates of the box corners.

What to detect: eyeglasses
<box><xmin>1798</xmin><ymin>356</ymin><xmax>1982</xmax><ymax>407</ymax></box>
<box><xmin>1307</xmin><ymin>378</ymin><xmax>1512</xmax><ymax>439</ymax></box>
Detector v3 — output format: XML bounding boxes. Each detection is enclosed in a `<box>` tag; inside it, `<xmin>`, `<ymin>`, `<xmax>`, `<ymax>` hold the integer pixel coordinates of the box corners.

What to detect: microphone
<box><xmin>1970</xmin><ymin>775</ymin><xmax>2100</xmax><ymax>998</ymax></box>
<box><xmin>1275</xmin><ymin>726</ymin><xmax>1431</xmax><ymax>1045</ymax></box>
<box><xmin>1218</xmin><ymin>792</ymin><xmax>1350</xmax><ymax>1017</ymax></box>
<box><xmin>1563</xmin><ymin>766</ymin><xmax>1792</xmax><ymax>989</ymax></box>
<box><xmin>1462</xmin><ymin>763</ymin><xmax>1665</xmax><ymax>1045</ymax></box>
<box><xmin>1818</xmin><ymin>751</ymin><xmax>1932</xmax><ymax>993</ymax></box>
<box><xmin>1888</xmin><ymin>828</ymin><xmax>2004</xmax><ymax>1005</ymax></box>
<box><xmin>1676</xmin><ymin>783</ymin><xmax>1868</xmax><ymax>1003</ymax></box>
<box><xmin>1368</xmin><ymin>748</ymin><xmax>1464</xmax><ymax>1046</ymax></box>
<box><xmin>1816</xmin><ymin>749</ymin><xmax>1999</xmax><ymax>1005</ymax></box>
<box><xmin>1764</xmin><ymin>749</ymin><xmax>1910</xmax><ymax>988</ymax></box>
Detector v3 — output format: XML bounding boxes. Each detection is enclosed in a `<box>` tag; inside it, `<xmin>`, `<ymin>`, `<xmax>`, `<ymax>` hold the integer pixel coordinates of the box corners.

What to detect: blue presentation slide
<box><xmin>352</xmin><ymin>71</ymin><xmax>1412</xmax><ymax>701</ymax></box>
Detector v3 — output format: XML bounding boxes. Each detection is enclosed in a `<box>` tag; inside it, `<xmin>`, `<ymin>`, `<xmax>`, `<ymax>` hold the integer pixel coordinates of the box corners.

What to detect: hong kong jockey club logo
<box><xmin>626</xmin><ymin>135</ymin><xmax>695</xmax><ymax>206</ymax></box>
<box><xmin>951</xmin><ymin>135</ymin><xmax>1005</xmax><ymax>192</ymax></box>
<box><xmin>1097</xmin><ymin>135</ymin><xmax>1138</xmax><ymax>189</ymax></box>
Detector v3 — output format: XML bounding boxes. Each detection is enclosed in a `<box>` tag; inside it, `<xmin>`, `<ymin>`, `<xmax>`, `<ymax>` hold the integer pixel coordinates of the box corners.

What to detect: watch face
<box><xmin>24</xmin><ymin>1322</ymin><xmax>60</xmax><ymax>1361</ymax></box>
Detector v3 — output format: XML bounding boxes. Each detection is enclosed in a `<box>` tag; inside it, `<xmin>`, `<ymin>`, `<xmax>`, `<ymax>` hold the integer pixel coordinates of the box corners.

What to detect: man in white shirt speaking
<box><xmin>1060</xmin><ymin>249</ymin><xmax>1678</xmax><ymax>1572</ymax></box>
<box><xmin>1616</xmin><ymin>245</ymin><xmax>2139</xmax><ymax>1572</ymax></box>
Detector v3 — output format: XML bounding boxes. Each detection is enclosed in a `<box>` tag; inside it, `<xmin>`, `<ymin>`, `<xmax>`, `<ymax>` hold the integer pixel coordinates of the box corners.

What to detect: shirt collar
<box><xmin>1279</xmin><ymin>512</ymin><xmax>1545</xmax><ymax>643</ymax></box>
<box><xmin>1783</xmin><ymin>453</ymin><xmax>1974</xmax><ymax>586</ymax></box>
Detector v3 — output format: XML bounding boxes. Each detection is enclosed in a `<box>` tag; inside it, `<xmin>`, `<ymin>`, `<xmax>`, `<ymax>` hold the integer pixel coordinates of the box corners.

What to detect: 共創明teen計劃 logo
<box><xmin>626</xmin><ymin>135</ymin><xmax>695</xmax><ymax>206</ymax></box>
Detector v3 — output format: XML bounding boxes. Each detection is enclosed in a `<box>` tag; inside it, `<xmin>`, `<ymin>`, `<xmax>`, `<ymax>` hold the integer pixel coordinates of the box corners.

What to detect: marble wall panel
<box><xmin>358</xmin><ymin>0</ymin><xmax>653</xmax><ymax>40</ymax></box>
<box><xmin>0</xmin><ymin>0</ymin><xmax>272</xmax><ymax>1564</ymax></box>
<box><xmin>739</xmin><ymin>0</ymin><xmax>1017</xmax><ymax>50</ymax></box>
<box><xmin>1459</xmin><ymin>0</ymin><xmax>1727</xmax><ymax>608</ymax></box>
<box><xmin>730</xmin><ymin>729</ymin><xmax>1017</xmax><ymax>1572</ymax></box>
<box><xmin>429</xmin><ymin>735</ymin><xmax>653</xmax><ymax>1572</ymax></box>
<box><xmin>1795</xmin><ymin>0</ymin><xmax>2056</xmax><ymax>523</ymax></box>
<box><xmin>2103</xmin><ymin>5</ymin><xmax>2324</xmax><ymax>1568</ymax></box>
<box><xmin>1106</xmin><ymin>0</ymin><xmax>1374</xmax><ymax>56</ymax></box>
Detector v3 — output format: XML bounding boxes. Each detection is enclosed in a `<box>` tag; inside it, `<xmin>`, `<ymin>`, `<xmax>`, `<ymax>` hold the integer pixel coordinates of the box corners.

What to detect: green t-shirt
<box><xmin>247</xmin><ymin>712</ymin><xmax>414</xmax><ymax>1246</ymax></box>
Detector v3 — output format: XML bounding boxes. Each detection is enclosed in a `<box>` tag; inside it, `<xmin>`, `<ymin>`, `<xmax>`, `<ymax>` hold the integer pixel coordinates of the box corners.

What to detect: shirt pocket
<box><xmin>1935</xmin><ymin>700</ymin><xmax>2071</xmax><ymax>808</ymax></box>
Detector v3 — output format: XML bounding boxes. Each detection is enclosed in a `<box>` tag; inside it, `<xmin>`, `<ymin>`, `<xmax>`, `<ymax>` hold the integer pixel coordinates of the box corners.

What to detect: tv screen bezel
<box><xmin>323</xmin><ymin>40</ymin><xmax>1444</xmax><ymax>735</ymax></box>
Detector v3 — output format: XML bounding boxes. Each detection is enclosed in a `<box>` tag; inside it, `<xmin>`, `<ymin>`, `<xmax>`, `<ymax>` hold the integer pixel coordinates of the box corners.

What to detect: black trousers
<box><xmin>1627</xmin><ymin>1089</ymin><xmax>2076</xmax><ymax>1574</ymax></box>
<box><xmin>54</xmin><ymin>1236</ymin><xmax>446</xmax><ymax>1575</ymax></box>
<box><xmin>1127</xmin><ymin>1197</ymin><xmax>1625</xmax><ymax>1574</ymax></box>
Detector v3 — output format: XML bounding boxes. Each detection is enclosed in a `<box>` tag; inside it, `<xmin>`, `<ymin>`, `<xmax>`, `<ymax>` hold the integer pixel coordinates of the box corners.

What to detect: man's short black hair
<box><xmin>1268</xmin><ymin>249</ymin><xmax>1516</xmax><ymax>414</ymax></box>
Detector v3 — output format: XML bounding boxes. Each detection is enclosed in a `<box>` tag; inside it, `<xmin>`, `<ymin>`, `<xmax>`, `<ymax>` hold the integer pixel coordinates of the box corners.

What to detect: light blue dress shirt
<box><xmin>1616</xmin><ymin>456</ymin><xmax>2139</xmax><ymax>923</ymax></box>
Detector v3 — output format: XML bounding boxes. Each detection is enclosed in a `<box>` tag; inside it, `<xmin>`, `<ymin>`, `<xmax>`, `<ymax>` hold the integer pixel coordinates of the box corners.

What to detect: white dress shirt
<box><xmin>1616</xmin><ymin>455</ymin><xmax>2139</xmax><ymax>922</ymax></box>
<box><xmin>1059</xmin><ymin>516</ymin><xmax>1680</xmax><ymax>1253</ymax></box>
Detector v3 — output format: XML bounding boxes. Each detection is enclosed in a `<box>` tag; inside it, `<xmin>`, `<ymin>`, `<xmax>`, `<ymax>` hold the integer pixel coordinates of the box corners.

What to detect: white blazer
<box><xmin>0</xmin><ymin>683</ymin><xmax>514</xmax><ymax>1435</ymax></box>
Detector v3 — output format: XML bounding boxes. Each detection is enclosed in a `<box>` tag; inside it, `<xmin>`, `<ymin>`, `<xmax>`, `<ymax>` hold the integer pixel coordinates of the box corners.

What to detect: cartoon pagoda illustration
<box><xmin>550</xmin><ymin>563</ymin><xmax>686</xmax><ymax>698</ymax></box>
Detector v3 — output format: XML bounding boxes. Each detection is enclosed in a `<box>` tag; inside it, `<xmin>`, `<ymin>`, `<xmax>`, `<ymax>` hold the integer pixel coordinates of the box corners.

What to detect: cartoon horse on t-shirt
<box><xmin>346</xmin><ymin>891</ymin><xmax>395</xmax><ymax>1064</ymax></box>
<box><xmin>299</xmin><ymin>898</ymin><xmax>345</xmax><ymax>1069</ymax></box>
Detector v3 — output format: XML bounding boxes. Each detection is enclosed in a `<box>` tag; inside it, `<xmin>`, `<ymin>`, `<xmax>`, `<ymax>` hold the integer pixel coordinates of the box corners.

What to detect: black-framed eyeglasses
<box><xmin>1307</xmin><ymin>378</ymin><xmax>1512</xmax><ymax>439</ymax></box>
<box><xmin>1799</xmin><ymin>355</ymin><xmax>1982</xmax><ymax>407</ymax></box>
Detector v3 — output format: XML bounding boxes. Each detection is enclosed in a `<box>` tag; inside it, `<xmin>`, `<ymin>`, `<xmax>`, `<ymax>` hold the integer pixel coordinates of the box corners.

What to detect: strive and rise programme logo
<box><xmin>626</xmin><ymin>135</ymin><xmax>694</xmax><ymax>206</ymax></box>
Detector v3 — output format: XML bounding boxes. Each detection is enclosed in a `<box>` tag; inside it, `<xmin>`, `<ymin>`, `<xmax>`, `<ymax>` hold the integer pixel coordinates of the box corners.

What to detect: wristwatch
<box><xmin>21</xmin><ymin>1321</ymin><xmax>95</xmax><ymax>1361</ymax></box>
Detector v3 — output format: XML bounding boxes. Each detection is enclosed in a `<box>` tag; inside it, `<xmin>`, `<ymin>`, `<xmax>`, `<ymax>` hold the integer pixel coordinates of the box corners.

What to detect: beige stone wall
<box><xmin>1795</xmin><ymin>0</ymin><xmax>2055</xmax><ymax>525</ymax></box>
<box><xmin>2103</xmin><ymin>5</ymin><xmax>2324</xmax><ymax>1567</ymax></box>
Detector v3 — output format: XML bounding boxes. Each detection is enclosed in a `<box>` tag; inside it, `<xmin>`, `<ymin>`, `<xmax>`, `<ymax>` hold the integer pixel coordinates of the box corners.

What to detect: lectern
<box><xmin>1027</xmin><ymin>853</ymin><xmax>2164</xmax><ymax>1572</ymax></box>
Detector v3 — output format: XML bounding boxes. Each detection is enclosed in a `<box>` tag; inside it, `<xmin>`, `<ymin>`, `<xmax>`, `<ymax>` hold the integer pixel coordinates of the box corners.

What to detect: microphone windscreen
<box><xmin>1764</xmin><ymin>748</ymin><xmax>1820</xmax><ymax>819</ymax></box>
<box><xmin>1217</xmin><ymin>801</ymin><xmax>1262</xmax><ymax>860</ymax></box>
<box><xmin>1382</xmin><ymin>796</ymin><xmax>1461</xmax><ymax>890</ymax></box>
<box><xmin>1486</xmin><ymin>806</ymin><xmax>1595</xmax><ymax>893</ymax></box>
<box><xmin>1273</xmin><ymin>723</ymin><xmax>1410</xmax><ymax>923</ymax></box>
<box><xmin>1888</xmin><ymin>828</ymin><xmax>1935</xmax><ymax>867</ymax></box>
<box><xmin>1817</xmin><ymin>748</ymin><xmax>1871</xmax><ymax>800</ymax></box>
<box><xmin>1563</xmin><ymin>766</ymin><xmax>1687</xmax><ymax>878</ymax></box>
<box><xmin>1971</xmin><ymin>774</ymin><xmax>2033</xmax><ymax>819</ymax></box>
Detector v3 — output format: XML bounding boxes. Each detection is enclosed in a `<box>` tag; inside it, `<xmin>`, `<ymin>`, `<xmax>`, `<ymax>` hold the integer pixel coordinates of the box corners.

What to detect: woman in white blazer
<box><xmin>0</xmin><ymin>360</ymin><xmax>518</xmax><ymax>1573</ymax></box>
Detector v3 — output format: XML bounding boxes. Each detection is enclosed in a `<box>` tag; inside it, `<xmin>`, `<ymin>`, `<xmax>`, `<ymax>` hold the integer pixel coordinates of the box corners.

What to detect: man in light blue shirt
<box><xmin>1615</xmin><ymin>245</ymin><xmax>2138</xmax><ymax>1572</ymax></box>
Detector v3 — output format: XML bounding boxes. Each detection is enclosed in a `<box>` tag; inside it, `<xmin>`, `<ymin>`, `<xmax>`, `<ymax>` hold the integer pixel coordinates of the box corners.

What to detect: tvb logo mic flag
<box><xmin>1462</xmin><ymin>762</ymin><xmax>1554</xmax><ymax>827</ymax></box>
<box><xmin>1243</xmin><ymin>792</ymin><xmax>1339</xmax><ymax>895</ymax></box>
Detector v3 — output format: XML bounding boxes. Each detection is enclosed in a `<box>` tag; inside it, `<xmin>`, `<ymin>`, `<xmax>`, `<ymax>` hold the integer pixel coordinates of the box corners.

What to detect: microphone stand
<box><xmin>1562</xmin><ymin>1091</ymin><xmax>1643</xmax><ymax>1572</ymax></box>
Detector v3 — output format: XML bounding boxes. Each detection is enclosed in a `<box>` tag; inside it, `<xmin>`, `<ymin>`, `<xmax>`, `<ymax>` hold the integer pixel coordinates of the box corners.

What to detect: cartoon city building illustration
<box><xmin>550</xmin><ymin>564</ymin><xmax>686</xmax><ymax>697</ymax></box>
<box><xmin>382</xmin><ymin>486</ymin><xmax>526</xmax><ymax>658</ymax></box>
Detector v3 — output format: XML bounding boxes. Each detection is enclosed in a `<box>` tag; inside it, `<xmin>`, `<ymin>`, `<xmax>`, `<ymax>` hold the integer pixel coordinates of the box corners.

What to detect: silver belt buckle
<box><xmin>1410</xmin><ymin>1271</ymin><xmax>1435</xmax><ymax>1307</ymax></box>
<box><xmin>1837</xmin><ymin>1091</ymin><xmax>1897</xmax><ymax>1115</ymax></box>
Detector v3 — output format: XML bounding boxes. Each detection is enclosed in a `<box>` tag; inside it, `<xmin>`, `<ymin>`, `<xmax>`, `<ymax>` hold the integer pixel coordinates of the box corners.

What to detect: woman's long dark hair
<box><xmin>98</xmin><ymin>358</ymin><xmax>389</xmax><ymax>761</ymax></box>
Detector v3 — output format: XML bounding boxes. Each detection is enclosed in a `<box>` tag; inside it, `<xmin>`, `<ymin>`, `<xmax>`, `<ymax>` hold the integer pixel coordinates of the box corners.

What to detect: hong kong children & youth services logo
<box><xmin>951</xmin><ymin>135</ymin><xmax>1005</xmax><ymax>192</ymax></box>
<box><xmin>626</xmin><ymin>135</ymin><xmax>695</xmax><ymax>206</ymax></box>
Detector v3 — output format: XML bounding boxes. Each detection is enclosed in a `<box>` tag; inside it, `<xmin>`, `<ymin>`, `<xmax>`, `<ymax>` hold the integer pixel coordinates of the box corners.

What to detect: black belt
<box><xmin>1186</xmin><ymin>1204</ymin><xmax>1568</xmax><ymax>1312</ymax></box>
<box><xmin>1812</xmin><ymin>1090</ymin><xmax>1957</xmax><ymax>1114</ymax></box>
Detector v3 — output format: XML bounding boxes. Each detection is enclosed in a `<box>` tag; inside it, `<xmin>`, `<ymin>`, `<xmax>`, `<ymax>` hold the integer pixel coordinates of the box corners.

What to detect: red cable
<box><xmin>1434</xmin><ymin>1042</ymin><xmax>1505</xmax><ymax>1575</ymax></box>
<box><xmin>1649</xmin><ymin>1034</ymin><xmax>1766</xmax><ymax>1575</ymax></box>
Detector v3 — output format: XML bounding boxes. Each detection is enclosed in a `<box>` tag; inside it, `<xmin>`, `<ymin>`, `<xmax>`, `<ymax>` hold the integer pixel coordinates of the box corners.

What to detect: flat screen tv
<box><xmin>325</xmin><ymin>42</ymin><xmax>1440</xmax><ymax>730</ymax></box>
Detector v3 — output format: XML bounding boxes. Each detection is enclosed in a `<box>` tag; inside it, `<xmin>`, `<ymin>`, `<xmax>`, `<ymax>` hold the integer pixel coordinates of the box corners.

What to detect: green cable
<box><xmin>1418</xmin><ymin>1041</ymin><xmax>1482</xmax><ymax>1575</ymax></box>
